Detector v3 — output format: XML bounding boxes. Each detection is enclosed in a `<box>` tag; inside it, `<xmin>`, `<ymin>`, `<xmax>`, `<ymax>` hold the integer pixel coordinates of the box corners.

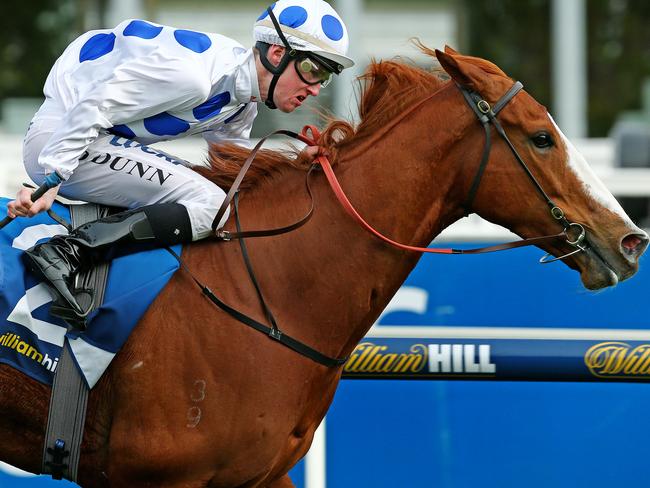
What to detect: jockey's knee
<box><xmin>180</xmin><ymin>185</ymin><xmax>229</xmax><ymax>241</ymax></box>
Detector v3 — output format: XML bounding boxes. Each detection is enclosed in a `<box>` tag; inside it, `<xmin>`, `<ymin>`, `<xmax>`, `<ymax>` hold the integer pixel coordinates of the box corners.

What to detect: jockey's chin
<box><xmin>276</xmin><ymin>96</ymin><xmax>306</xmax><ymax>113</ymax></box>
<box><xmin>269</xmin><ymin>68</ymin><xmax>321</xmax><ymax>113</ymax></box>
<box><xmin>271</xmin><ymin>90</ymin><xmax>312</xmax><ymax>113</ymax></box>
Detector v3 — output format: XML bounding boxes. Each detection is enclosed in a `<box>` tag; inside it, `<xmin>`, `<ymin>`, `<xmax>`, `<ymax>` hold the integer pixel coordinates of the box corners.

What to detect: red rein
<box><xmin>299</xmin><ymin>126</ymin><xmax>454</xmax><ymax>254</ymax></box>
<box><xmin>298</xmin><ymin>125</ymin><xmax>566</xmax><ymax>256</ymax></box>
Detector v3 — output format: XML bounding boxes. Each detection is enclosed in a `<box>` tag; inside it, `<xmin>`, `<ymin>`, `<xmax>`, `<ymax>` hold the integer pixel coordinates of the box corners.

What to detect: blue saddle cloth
<box><xmin>0</xmin><ymin>198</ymin><xmax>181</xmax><ymax>388</ymax></box>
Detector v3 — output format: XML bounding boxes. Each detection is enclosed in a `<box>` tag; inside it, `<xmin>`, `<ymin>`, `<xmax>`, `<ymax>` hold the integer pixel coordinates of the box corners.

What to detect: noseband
<box><xmin>458</xmin><ymin>82</ymin><xmax>588</xmax><ymax>263</ymax></box>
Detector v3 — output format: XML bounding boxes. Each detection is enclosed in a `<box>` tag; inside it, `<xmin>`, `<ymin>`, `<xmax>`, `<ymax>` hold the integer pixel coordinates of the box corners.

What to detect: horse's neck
<box><xmin>338</xmin><ymin>95</ymin><xmax>470</xmax><ymax>245</ymax></box>
<box><xmin>228</xmin><ymin>89</ymin><xmax>471</xmax><ymax>358</ymax></box>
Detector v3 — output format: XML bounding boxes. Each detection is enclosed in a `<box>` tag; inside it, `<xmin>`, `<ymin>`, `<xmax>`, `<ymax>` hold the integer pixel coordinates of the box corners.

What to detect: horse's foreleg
<box><xmin>266</xmin><ymin>474</ymin><xmax>295</xmax><ymax>488</ymax></box>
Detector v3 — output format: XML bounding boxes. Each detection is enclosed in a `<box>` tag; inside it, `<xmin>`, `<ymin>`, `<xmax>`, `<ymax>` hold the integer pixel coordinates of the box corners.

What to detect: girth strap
<box><xmin>203</xmin><ymin>131</ymin><xmax>347</xmax><ymax>368</ymax></box>
<box><xmin>42</xmin><ymin>203</ymin><xmax>113</xmax><ymax>482</ymax></box>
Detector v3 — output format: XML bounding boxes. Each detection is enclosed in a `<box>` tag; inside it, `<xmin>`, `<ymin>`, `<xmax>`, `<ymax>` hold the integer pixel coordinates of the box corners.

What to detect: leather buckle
<box><xmin>216</xmin><ymin>230</ymin><xmax>231</xmax><ymax>241</ymax></box>
<box><xmin>477</xmin><ymin>99</ymin><xmax>491</xmax><ymax>114</ymax></box>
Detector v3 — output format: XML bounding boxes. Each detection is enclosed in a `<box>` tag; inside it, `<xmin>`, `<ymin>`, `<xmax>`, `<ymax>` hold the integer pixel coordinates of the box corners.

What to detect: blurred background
<box><xmin>3</xmin><ymin>0</ymin><xmax>650</xmax><ymax>227</ymax></box>
<box><xmin>2</xmin><ymin>1</ymin><xmax>650</xmax><ymax>487</ymax></box>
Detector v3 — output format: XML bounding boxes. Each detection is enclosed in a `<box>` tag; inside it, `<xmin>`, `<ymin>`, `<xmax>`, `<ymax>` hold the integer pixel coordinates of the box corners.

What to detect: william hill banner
<box><xmin>341</xmin><ymin>338</ymin><xmax>650</xmax><ymax>382</ymax></box>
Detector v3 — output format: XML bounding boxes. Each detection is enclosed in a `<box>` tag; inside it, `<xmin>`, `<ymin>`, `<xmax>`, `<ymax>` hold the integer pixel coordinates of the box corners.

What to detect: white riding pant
<box><xmin>23</xmin><ymin>115</ymin><xmax>229</xmax><ymax>241</ymax></box>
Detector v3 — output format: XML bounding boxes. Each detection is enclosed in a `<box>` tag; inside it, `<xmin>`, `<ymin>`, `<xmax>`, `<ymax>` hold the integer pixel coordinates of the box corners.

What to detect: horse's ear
<box><xmin>444</xmin><ymin>45</ymin><xmax>459</xmax><ymax>55</ymax></box>
<box><xmin>435</xmin><ymin>49</ymin><xmax>475</xmax><ymax>89</ymax></box>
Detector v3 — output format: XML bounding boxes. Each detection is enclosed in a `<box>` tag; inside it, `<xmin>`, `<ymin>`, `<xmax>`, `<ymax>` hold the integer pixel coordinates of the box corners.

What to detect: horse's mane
<box><xmin>194</xmin><ymin>43</ymin><xmax>498</xmax><ymax>191</ymax></box>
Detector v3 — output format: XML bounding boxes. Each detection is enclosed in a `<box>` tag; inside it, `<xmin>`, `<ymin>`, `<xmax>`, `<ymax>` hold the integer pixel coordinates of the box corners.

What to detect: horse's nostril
<box><xmin>621</xmin><ymin>233</ymin><xmax>649</xmax><ymax>256</ymax></box>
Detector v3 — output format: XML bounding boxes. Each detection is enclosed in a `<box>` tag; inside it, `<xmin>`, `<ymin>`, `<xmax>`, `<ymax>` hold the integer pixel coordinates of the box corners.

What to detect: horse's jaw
<box><xmin>505</xmin><ymin>217</ymin><xmax>648</xmax><ymax>290</ymax></box>
<box><xmin>580</xmin><ymin>246</ymin><xmax>621</xmax><ymax>289</ymax></box>
<box><xmin>573</xmin><ymin>226</ymin><xmax>648</xmax><ymax>290</ymax></box>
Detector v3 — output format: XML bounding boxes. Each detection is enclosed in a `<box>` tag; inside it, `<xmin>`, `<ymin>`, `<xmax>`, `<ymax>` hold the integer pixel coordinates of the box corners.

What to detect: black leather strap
<box><xmin>492</xmin><ymin>81</ymin><xmax>523</xmax><ymax>114</ymax></box>
<box><xmin>212</xmin><ymin>129</ymin><xmax>302</xmax><ymax>233</ymax></box>
<box><xmin>166</xmin><ymin>247</ymin><xmax>348</xmax><ymax>368</ymax></box>
<box><xmin>215</xmin><ymin>165</ymin><xmax>317</xmax><ymax>242</ymax></box>
<box><xmin>257</xmin><ymin>7</ymin><xmax>300</xmax><ymax>109</ymax></box>
<box><xmin>462</xmin><ymin>117</ymin><xmax>492</xmax><ymax>215</ymax></box>
<box><xmin>233</xmin><ymin>192</ymin><xmax>281</xmax><ymax>333</ymax></box>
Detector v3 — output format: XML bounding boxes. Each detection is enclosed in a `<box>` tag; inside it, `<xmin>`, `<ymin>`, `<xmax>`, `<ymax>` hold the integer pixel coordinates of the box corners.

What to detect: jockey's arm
<box><xmin>7</xmin><ymin>185</ymin><xmax>60</xmax><ymax>218</ymax></box>
<box><xmin>202</xmin><ymin>103</ymin><xmax>258</xmax><ymax>149</ymax></box>
<box><xmin>37</xmin><ymin>56</ymin><xmax>210</xmax><ymax>183</ymax></box>
<box><xmin>300</xmin><ymin>145</ymin><xmax>329</xmax><ymax>162</ymax></box>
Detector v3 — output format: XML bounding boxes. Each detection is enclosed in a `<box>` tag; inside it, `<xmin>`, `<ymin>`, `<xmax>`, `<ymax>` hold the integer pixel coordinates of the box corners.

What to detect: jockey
<box><xmin>7</xmin><ymin>0</ymin><xmax>354</xmax><ymax>318</ymax></box>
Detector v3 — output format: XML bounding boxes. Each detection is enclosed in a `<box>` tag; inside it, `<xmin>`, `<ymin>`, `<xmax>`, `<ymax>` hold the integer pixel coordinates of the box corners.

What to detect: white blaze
<box><xmin>549</xmin><ymin>115</ymin><xmax>634</xmax><ymax>227</ymax></box>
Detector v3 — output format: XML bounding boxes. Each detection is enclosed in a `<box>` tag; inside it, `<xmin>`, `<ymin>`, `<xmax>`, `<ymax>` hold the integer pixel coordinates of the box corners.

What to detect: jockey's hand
<box><xmin>7</xmin><ymin>185</ymin><xmax>60</xmax><ymax>218</ymax></box>
<box><xmin>300</xmin><ymin>145</ymin><xmax>330</xmax><ymax>163</ymax></box>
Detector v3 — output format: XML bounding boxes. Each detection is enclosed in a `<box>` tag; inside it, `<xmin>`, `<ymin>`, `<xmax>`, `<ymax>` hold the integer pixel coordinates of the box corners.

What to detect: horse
<box><xmin>0</xmin><ymin>45</ymin><xmax>647</xmax><ymax>487</ymax></box>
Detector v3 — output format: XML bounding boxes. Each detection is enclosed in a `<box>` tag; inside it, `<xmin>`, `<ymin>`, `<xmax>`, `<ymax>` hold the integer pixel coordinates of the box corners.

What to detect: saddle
<box><xmin>0</xmin><ymin>196</ymin><xmax>182</xmax><ymax>387</ymax></box>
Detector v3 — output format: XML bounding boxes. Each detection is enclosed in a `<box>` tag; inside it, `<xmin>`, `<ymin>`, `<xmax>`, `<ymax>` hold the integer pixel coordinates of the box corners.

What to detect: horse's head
<box><xmin>436</xmin><ymin>46</ymin><xmax>648</xmax><ymax>289</ymax></box>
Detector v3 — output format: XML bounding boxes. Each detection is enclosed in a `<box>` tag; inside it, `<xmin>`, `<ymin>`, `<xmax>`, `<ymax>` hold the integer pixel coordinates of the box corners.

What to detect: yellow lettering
<box><xmin>625</xmin><ymin>346</ymin><xmax>650</xmax><ymax>375</ymax></box>
<box><xmin>26</xmin><ymin>346</ymin><xmax>43</xmax><ymax>363</ymax></box>
<box><xmin>366</xmin><ymin>346</ymin><xmax>389</xmax><ymax>371</ymax></box>
<box><xmin>352</xmin><ymin>343</ymin><xmax>376</xmax><ymax>372</ymax></box>
<box><xmin>345</xmin><ymin>342</ymin><xmax>375</xmax><ymax>373</ymax></box>
<box><xmin>344</xmin><ymin>342</ymin><xmax>428</xmax><ymax>375</ymax></box>
<box><xmin>375</xmin><ymin>353</ymin><xmax>396</xmax><ymax>372</ymax></box>
<box><xmin>585</xmin><ymin>342</ymin><xmax>650</xmax><ymax>378</ymax></box>
<box><xmin>638</xmin><ymin>355</ymin><xmax>650</xmax><ymax>375</ymax></box>
<box><xmin>585</xmin><ymin>342</ymin><xmax>629</xmax><ymax>376</ymax></box>
<box><xmin>409</xmin><ymin>344</ymin><xmax>426</xmax><ymax>372</ymax></box>
<box><xmin>358</xmin><ymin>346</ymin><xmax>383</xmax><ymax>371</ymax></box>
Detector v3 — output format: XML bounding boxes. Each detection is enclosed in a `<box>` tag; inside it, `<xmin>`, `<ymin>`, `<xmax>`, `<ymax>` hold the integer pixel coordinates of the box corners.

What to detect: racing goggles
<box><xmin>295</xmin><ymin>56</ymin><xmax>333</xmax><ymax>87</ymax></box>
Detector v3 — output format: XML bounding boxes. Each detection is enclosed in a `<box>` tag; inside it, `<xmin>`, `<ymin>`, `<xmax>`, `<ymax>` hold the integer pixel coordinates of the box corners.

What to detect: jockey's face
<box><xmin>263</xmin><ymin>45</ymin><xmax>323</xmax><ymax>113</ymax></box>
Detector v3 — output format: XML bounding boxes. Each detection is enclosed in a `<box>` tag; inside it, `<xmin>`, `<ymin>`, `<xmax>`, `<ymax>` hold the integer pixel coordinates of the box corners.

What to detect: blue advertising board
<box><xmin>2</xmin><ymin>243</ymin><xmax>649</xmax><ymax>487</ymax></box>
<box><xmin>316</xmin><ymin>243</ymin><xmax>650</xmax><ymax>487</ymax></box>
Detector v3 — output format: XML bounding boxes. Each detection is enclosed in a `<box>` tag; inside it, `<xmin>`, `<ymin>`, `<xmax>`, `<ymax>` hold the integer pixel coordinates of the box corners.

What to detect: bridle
<box><xmin>213</xmin><ymin>80</ymin><xmax>589</xmax><ymax>262</ymax></box>
<box><xmin>456</xmin><ymin>81</ymin><xmax>588</xmax><ymax>263</ymax></box>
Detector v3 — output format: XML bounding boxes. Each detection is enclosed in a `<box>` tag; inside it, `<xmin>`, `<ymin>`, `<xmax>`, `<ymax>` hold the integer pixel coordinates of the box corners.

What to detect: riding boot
<box><xmin>23</xmin><ymin>203</ymin><xmax>193</xmax><ymax>317</ymax></box>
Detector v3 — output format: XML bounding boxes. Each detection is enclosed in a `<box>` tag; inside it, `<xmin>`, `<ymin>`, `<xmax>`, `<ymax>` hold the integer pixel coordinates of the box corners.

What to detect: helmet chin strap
<box><xmin>257</xmin><ymin>7</ymin><xmax>299</xmax><ymax>109</ymax></box>
<box><xmin>257</xmin><ymin>43</ymin><xmax>295</xmax><ymax>109</ymax></box>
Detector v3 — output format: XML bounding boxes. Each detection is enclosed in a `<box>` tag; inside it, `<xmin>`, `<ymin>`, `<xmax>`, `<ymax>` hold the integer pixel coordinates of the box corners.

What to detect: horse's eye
<box><xmin>531</xmin><ymin>132</ymin><xmax>554</xmax><ymax>149</ymax></box>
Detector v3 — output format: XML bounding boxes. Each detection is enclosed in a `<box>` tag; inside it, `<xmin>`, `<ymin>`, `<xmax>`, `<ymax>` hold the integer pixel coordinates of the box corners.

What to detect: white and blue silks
<box><xmin>35</xmin><ymin>19</ymin><xmax>260</xmax><ymax>181</ymax></box>
<box><xmin>0</xmin><ymin>198</ymin><xmax>181</xmax><ymax>388</ymax></box>
<box><xmin>24</xmin><ymin>19</ymin><xmax>256</xmax><ymax>241</ymax></box>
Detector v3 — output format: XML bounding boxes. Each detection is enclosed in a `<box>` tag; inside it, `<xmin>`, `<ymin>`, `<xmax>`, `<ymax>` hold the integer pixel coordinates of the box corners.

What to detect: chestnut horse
<box><xmin>1</xmin><ymin>46</ymin><xmax>647</xmax><ymax>487</ymax></box>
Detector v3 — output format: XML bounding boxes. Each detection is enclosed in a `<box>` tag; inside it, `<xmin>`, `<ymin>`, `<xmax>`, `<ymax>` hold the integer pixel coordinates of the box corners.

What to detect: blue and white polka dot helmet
<box><xmin>254</xmin><ymin>0</ymin><xmax>354</xmax><ymax>71</ymax></box>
